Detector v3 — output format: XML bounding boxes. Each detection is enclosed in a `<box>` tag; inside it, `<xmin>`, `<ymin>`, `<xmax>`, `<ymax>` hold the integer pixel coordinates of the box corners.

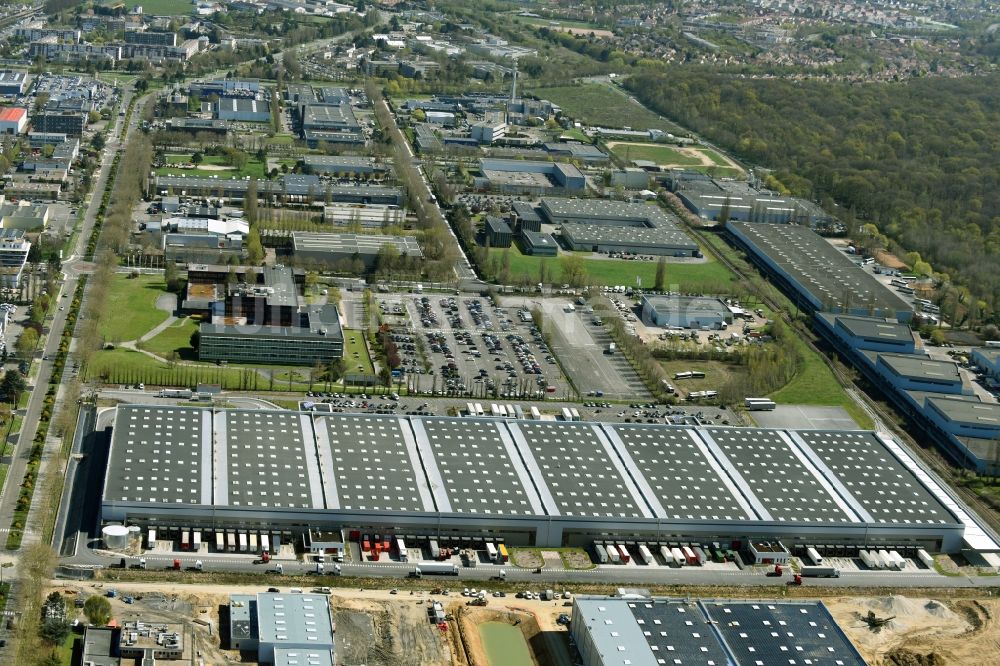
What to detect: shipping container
<box><xmin>671</xmin><ymin>547</ymin><xmax>685</xmax><ymax>566</ymax></box>
<box><xmin>638</xmin><ymin>544</ymin><xmax>654</xmax><ymax>565</ymax></box>
<box><xmin>362</xmin><ymin>537</ymin><xmax>371</xmax><ymax>553</ymax></box>
<box><xmin>617</xmin><ymin>544</ymin><xmax>631</xmax><ymax>564</ymax></box>
<box><xmin>238</xmin><ymin>533</ymin><xmax>248</xmax><ymax>552</ymax></box>
<box><xmin>248</xmin><ymin>533</ymin><xmax>257</xmax><ymax>552</ymax></box>
<box><xmin>498</xmin><ymin>544</ymin><xmax>509</xmax><ymax>563</ymax></box>
<box><xmin>606</xmin><ymin>544</ymin><xmax>620</xmax><ymax>563</ymax></box>
<box><xmin>877</xmin><ymin>549</ymin><xmax>892</xmax><ymax>569</ymax></box>
<box><xmin>888</xmin><ymin>550</ymin><xmax>906</xmax><ymax>570</ymax></box>
<box><xmin>529</xmin><ymin>406</ymin><xmax>541</xmax><ymax>420</ymax></box>
<box><xmin>562</xmin><ymin>407</ymin><xmax>573</xmax><ymax>421</ymax></box>
<box><xmin>261</xmin><ymin>534</ymin><xmax>270</xmax><ymax>554</ymax></box>
<box><xmin>147</xmin><ymin>529</ymin><xmax>157</xmax><ymax>549</ymax></box>
<box><xmin>475</xmin><ymin>403</ymin><xmax>485</xmax><ymax>416</ymax></box>
<box><xmin>859</xmin><ymin>550</ymin><xmax>874</xmax><ymax>568</ymax></box>
<box><xmin>491</xmin><ymin>404</ymin><xmax>500</xmax><ymax>417</ymax></box>
<box><xmin>180</xmin><ymin>531</ymin><xmax>190</xmax><ymax>551</ymax></box>
<box><xmin>692</xmin><ymin>546</ymin><xmax>706</xmax><ymax>565</ymax></box>
<box><xmin>659</xmin><ymin>545</ymin><xmax>675</xmax><ymax>566</ymax></box>
<box><xmin>413</xmin><ymin>562</ymin><xmax>459</xmax><ymax>576</ymax></box>
<box><xmin>215</xmin><ymin>532</ymin><xmax>224</xmax><ymax>552</ymax></box>
<box><xmin>396</xmin><ymin>537</ymin><xmax>407</xmax><ymax>560</ymax></box>
<box><xmin>192</xmin><ymin>531</ymin><xmax>202</xmax><ymax>551</ymax></box>
<box><xmin>917</xmin><ymin>549</ymin><xmax>934</xmax><ymax>568</ymax></box>
<box><xmin>595</xmin><ymin>543</ymin><xmax>608</xmax><ymax>564</ymax></box>
<box><xmin>486</xmin><ymin>542</ymin><xmax>498</xmax><ymax>561</ymax></box>
<box><xmin>681</xmin><ymin>546</ymin><xmax>697</xmax><ymax>565</ymax></box>
<box><xmin>570</xmin><ymin>408</ymin><xmax>581</xmax><ymax>422</ymax></box>
<box><xmin>467</xmin><ymin>402</ymin><xmax>476</xmax><ymax>417</ymax></box>
<box><xmin>513</xmin><ymin>405</ymin><xmax>525</xmax><ymax>420</ymax></box>
<box><xmin>800</xmin><ymin>566</ymin><xmax>840</xmax><ymax>578</ymax></box>
<box><xmin>226</xmin><ymin>532</ymin><xmax>236</xmax><ymax>552</ymax></box>
<box><xmin>429</xmin><ymin>539</ymin><xmax>440</xmax><ymax>559</ymax></box>
<box><xmin>806</xmin><ymin>547</ymin><xmax>823</xmax><ymax>566</ymax></box>
<box><xmin>744</xmin><ymin>397</ymin><xmax>777</xmax><ymax>411</ymax></box>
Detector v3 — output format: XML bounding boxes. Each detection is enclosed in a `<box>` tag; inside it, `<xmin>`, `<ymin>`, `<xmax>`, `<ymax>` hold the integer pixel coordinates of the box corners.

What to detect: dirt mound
<box><xmin>883</xmin><ymin>648</ymin><xmax>949</xmax><ymax>666</ymax></box>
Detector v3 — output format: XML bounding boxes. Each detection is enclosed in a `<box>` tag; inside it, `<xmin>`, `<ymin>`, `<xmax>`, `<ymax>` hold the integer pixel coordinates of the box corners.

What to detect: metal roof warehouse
<box><xmin>100</xmin><ymin>407</ymin><xmax>996</xmax><ymax>553</ymax></box>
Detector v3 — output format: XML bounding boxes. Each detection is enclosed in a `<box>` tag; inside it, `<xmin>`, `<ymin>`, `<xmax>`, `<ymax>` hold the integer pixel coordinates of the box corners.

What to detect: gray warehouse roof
<box><xmin>291</xmin><ymin>232</ymin><xmax>422</xmax><ymax>257</ymax></box>
<box><xmin>541</xmin><ymin>197</ymin><xmax>671</xmax><ymax>225</ymax></box>
<box><xmin>819</xmin><ymin>312</ymin><xmax>914</xmax><ymax>343</ymax></box>
<box><xmin>561</xmin><ymin>222</ymin><xmax>697</xmax><ymax>251</ymax></box>
<box><xmin>927</xmin><ymin>396</ymin><xmax>1000</xmax><ymax>427</ymax></box>
<box><xmin>255</xmin><ymin>593</ymin><xmax>335</xmax><ymax>650</ymax></box>
<box><xmin>727</xmin><ymin>222</ymin><xmax>911</xmax><ymax>318</ymax></box>
<box><xmin>877</xmin><ymin>352</ymin><xmax>963</xmax><ymax>384</ymax></box>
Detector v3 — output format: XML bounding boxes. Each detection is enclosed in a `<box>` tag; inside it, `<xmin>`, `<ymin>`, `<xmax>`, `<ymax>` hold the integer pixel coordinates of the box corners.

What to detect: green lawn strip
<box><xmin>100</xmin><ymin>275</ymin><xmax>171</xmax><ymax>342</ymax></box>
<box><xmin>54</xmin><ymin>632</ymin><xmax>78</xmax><ymax>665</ymax></box>
<box><xmin>700</xmin><ymin>148</ymin><xmax>732</xmax><ymax>166</ymax></box>
<box><xmin>608</xmin><ymin>142</ymin><xmax>703</xmax><ymax>166</ymax></box>
<box><xmin>486</xmin><ymin>246</ymin><xmax>734</xmax><ymax>290</ymax></box>
<box><xmin>266</xmin><ymin>135</ymin><xmax>296</xmax><ymax>145</ymax></box>
<box><xmin>140</xmin><ymin>317</ymin><xmax>198</xmax><ymax>358</ymax></box>
<box><xmin>343</xmin><ymin>328</ymin><xmax>375</xmax><ymax>375</ymax></box>
<box><xmin>115</xmin><ymin>0</ymin><xmax>192</xmax><ymax>15</ymax></box>
<box><xmin>559</xmin><ymin>128</ymin><xmax>590</xmax><ymax>143</ymax></box>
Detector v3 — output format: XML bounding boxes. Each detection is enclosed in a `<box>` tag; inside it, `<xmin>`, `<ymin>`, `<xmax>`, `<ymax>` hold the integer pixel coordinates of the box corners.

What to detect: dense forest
<box><xmin>625</xmin><ymin>70</ymin><xmax>1000</xmax><ymax>319</ymax></box>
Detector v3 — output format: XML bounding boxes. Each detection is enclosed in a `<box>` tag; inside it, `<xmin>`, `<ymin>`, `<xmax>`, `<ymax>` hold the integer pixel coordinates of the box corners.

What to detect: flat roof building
<box><xmin>0</xmin><ymin>107</ymin><xmax>27</xmax><ymax>134</ymax></box>
<box><xmin>727</xmin><ymin>221</ymin><xmax>912</xmax><ymax>322</ymax></box>
<box><xmin>300</xmin><ymin>155</ymin><xmax>386</xmax><ymax>176</ymax></box>
<box><xmin>477</xmin><ymin>159</ymin><xmax>585</xmax><ymax>194</ymax></box>
<box><xmin>640</xmin><ymin>295</ymin><xmax>733</xmax><ymax>329</ymax></box>
<box><xmin>200</xmin><ymin>303</ymin><xmax>343</xmax><ymax>366</ymax></box>
<box><xmin>229</xmin><ymin>592</ymin><xmax>334</xmax><ymax>664</ymax></box>
<box><xmin>815</xmin><ymin>313</ymin><xmax>917</xmax><ymax>354</ymax></box>
<box><xmin>571</xmin><ymin>596</ymin><xmax>866</xmax><ymax>666</ymax></box>
<box><xmin>484</xmin><ymin>215</ymin><xmax>512</xmax><ymax>248</ymax></box>
<box><xmin>100</xmin><ymin>409</ymin><xmax>993</xmax><ymax>554</ymax></box>
<box><xmin>215</xmin><ymin>98</ymin><xmax>271</xmax><ymax>123</ymax></box>
<box><xmin>0</xmin><ymin>70</ymin><xmax>27</xmax><ymax>96</ymax></box>
<box><xmin>291</xmin><ymin>232</ymin><xmax>423</xmax><ymax>270</ymax></box>
<box><xmin>517</xmin><ymin>229</ymin><xmax>558</xmax><ymax>256</ymax></box>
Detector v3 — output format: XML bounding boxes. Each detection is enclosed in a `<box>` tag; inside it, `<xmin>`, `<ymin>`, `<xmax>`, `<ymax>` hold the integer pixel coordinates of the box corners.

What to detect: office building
<box><xmin>0</xmin><ymin>228</ymin><xmax>31</xmax><ymax>287</ymax></box>
<box><xmin>641</xmin><ymin>295</ymin><xmax>733</xmax><ymax>329</ymax></box>
<box><xmin>484</xmin><ymin>216</ymin><xmax>513</xmax><ymax>248</ymax></box>
<box><xmin>229</xmin><ymin>592</ymin><xmax>334</xmax><ymax>664</ymax></box>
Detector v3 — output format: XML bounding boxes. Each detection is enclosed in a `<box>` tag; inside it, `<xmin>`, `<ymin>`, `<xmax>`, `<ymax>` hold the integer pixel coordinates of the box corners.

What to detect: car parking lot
<box><xmin>394</xmin><ymin>294</ymin><xmax>573</xmax><ymax>399</ymax></box>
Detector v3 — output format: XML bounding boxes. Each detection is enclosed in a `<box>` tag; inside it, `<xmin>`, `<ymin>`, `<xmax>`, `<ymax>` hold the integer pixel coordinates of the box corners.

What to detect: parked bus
<box><xmin>745</xmin><ymin>397</ymin><xmax>777</xmax><ymax>411</ymax></box>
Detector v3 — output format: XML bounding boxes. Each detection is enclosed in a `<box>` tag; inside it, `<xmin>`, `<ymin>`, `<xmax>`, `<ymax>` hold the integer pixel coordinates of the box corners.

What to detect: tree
<box><xmin>83</xmin><ymin>595</ymin><xmax>112</xmax><ymax>626</ymax></box>
<box><xmin>40</xmin><ymin>653</ymin><xmax>61</xmax><ymax>666</ymax></box>
<box><xmin>929</xmin><ymin>328</ymin><xmax>946</xmax><ymax>346</ymax></box>
<box><xmin>654</xmin><ymin>256</ymin><xmax>667</xmax><ymax>291</ymax></box>
<box><xmin>40</xmin><ymin>618</ymin><xmax>71</xmax><ymax>645</ymax></box>
<box><xmin>246</xmin><ymin>227</ymin><xmax>264</xmax><ymax>265</ymax></box>
<box><xmin>16</xmin><ymin>328</ymin><xmax>39</xmax><ymax>359</ymax></box>
<box><xmin>1</xmin><ymin>370</ymin><xmax>26</xmax><ymax>401</ymax></box>
<box><xmin>560</xmin><ymin>254</ymin><xmax>588</xmax><ymax>287</ymax></box>
<box><xmin>191</xmin><ymin>152</ymin><xmax>203</xmax><ymax>164</ymax></box>
<box><xmin>245</xmin><ymin>180</ymin><xmax>258</xmax><ymax>223</ymax></box>
<box><xmin>190</xmin><ymin>329</ymin><xmax>200</xmax><ymax>350</ymax></box>
<box><xmin>164</xmin><ymin>259</ymin><xmax>180</xmax><ymax>292</ymax></box>
<box><xmin>91</xmin><ymin>133</ymin><xmax>106</xmax><ymax>151</ymax></box>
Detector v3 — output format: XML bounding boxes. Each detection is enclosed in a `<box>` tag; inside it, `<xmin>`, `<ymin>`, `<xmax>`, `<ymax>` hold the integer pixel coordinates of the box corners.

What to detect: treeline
<box><xmin>625</xmin><ymin>69</ymin><xmax>1000</xmax><ymax>318</ymax></box>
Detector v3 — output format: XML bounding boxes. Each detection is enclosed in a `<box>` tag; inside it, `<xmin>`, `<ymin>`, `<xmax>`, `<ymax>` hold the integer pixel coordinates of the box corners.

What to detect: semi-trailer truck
<box><xmin>800</xmin><ymin>566</ymin><xmax>840</xmax><ymax>578</ymax></box>
<box><xmin>413</xmin><ymin>562</ymin><xmax>459</xmax><ymax>577</ymax></box>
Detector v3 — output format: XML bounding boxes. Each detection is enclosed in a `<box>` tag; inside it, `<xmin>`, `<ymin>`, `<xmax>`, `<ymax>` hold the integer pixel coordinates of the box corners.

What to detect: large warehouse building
<box><xmin>291</xmin><ymin>232</ymin><xmax>423</xmax><ymax>269</ymax></box>
<box><xmin>571</xmin><ymin>596</ymin><xmax>866</xmax><ymax>666</ymax></box>
<box><xmin>100</xmin><ymin>407</ymin><xmax>998</xmax><ymax>555</ymax></box>
<box><xmin>476</xmin><ymin>159</ymin><xmax>586</xmax><ymax>194</ymax></box>
<box><xmin>541</xmin><ymin>198</ymin><xmax>699</xmax><ymax>257</ymax></box>
<box><xmin>727</xmin><ymin>221</ymin><xmax>912</xmax><ymax>322</ymax></box>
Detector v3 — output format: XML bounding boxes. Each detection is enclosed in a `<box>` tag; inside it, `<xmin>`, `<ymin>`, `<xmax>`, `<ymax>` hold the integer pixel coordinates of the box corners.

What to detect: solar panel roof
<box><xmin>106</xmin><ymin>405</ymin><xmax>210</xmax><ymax>505</ymax></box>
<box><xmin>794</xmin><ymin>430</ymin><xmax>955</xmax><ymax>525</ymax></box>
<box><xmin>315</xmin><ymin>415</ymin><xmax>431</xmax><ymax>513</ymax></box>
<box><xmin>221</xmin><ymin>410</ymin><xmax>320</xmax><ymax>509</ymax></box>
<box><xmin>703</xmin><ymin>601</ymin><xmax>867</xmax><ymax>666</ymax></box>
<box><xmin>411</xmin><ymin>417</ymin><xmax>542</xmax><ymax>516</ymax></box>
<box><xmin>629</xmin><ymin>599</ymin><xmax>730</xmax><ymax>665</ymax></box>
<box><xmin>510</xmin><ymin>422</ymin><xmax>650</xmax><ymax>518</ymax></box>
<box><xmin>606</xmin><ymin>424</ymin><xmax>756</xmax><ymax>522</ymax></box>
<box><xmin>701</xmin><ymin>428</ymin><xmax>855</xmax><ymax>523</ymax></box>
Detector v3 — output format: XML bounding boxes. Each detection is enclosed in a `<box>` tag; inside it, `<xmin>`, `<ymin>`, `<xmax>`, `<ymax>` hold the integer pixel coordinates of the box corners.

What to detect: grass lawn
<box><xmin>700</xmin><ymin>148</ymin><xmax>731</xmax><ymax>166</ymax></box>
<box><xmin>608</xmin><ymin>142</ymin><xmax>703</xmax><ymax>166</ymax></box>
<box><xmin>343</xmin><ymin>329</ymin><xmax>374</xmax><ymax>375</ymax></box>
<box><xmin>488</xmin><ymin>246</ymin><xmax>734</xmax><ymax>290</ymax></box>
<box><xmin>518</xmin><ymin>15</ymin><xmax>605</xmax><ymax>30</ymax></box>
<box><xmin>559</xmin><ymin>128</ymin><xmax>591</xmax><ymax>143</ymax></box>
<box><xmin>100</xmin><ymin>275</ymin><xmax>170</xmax><ymax>343</ymax></box>
<box><xmin>55</xmin><ymin>633</ymin><xmax>78</xmax><ymax>665</ymax></box>
<box><xmin>141</xmin><ymin>317</ymin><xmax>198</xmax><ymax>358</ymax></box>
<box><xmin>114</xmin><ymin>0</ymin><xmax>192</xmax><ymax>15</ymax></box>
<box><xmin>659</xmin><ymin>359</ymin><xmax>749</xmax><ymax>396</ymax></box>
<box><xmin>157</xmin><ymin>154</ymin><xmax>267</xmax><ymax>179</ymax></box>
<box><xmin>530</xmin><ymin>84</ymin><xmax>681</xmax><ymax>132</ymax></box>
<box><xmin>266</xmin><ymin>134</ymin><xmax>296</xmax><ymax>145</ymax></box>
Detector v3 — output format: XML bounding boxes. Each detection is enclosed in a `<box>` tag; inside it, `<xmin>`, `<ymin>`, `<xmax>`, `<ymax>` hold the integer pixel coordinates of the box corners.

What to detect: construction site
<box><xmin>44</xmin><ymin>577</ymin><xmax>1000</xmax><ymax>666</ymax></box>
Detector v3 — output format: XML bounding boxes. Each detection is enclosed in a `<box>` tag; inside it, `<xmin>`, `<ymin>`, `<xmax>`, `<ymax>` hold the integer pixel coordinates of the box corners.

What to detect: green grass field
<box><xmin>158</xmin><ymin>154</ymin><xmax>267</xmax><ymax>180</ymax></box>
<box><xmin>529</xmin><ymin>84</ymin><xmax>681</xmax><ymax>132</ymax></box>
<box><xmin>142</xmin><ymin>317</ymin><xmax>198</xmax><ymax>358</ymax></box>
<box><xmin>608</xmin><ymin>142</ymin><xmax>703</xmax><ymax>166</ymax></box>
<box><xmin>343</xmin><ymin>329</ymin><xmax>375</xmax><ymax>375</ymax></box>
<box><xmin>115</xmin><ymin>0</ymin><xmax>193</xmax><ymax>15</ymax></box>
<box><xmin>488</xmin><ymin>246</ymin><xmax>734</xmax><ymax>290</ymax></box>
<box><xmin>559</xmin><ymin>128</ymin><xmax>591</xmax><ymax>143</ymax></box>
<box><xmin>517</xmin><ymin>16</ymin><xmax>606</xmax><ymax>30</ymax></box>
<box><xmin>101</xmin><ymin>275</ymin><xmax>171</xmax><ymax>343</ymax></box>
<box><xmin>702</xmin><ymin>148</ymin><xmax>731</xmax><ymax>166</ymax></box>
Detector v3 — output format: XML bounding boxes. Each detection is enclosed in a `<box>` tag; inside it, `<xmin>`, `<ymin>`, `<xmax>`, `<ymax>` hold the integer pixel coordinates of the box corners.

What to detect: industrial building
<box><xmin>541</xmin><ymin>198</ymin><xmax>699</xmax><ymax>257</ymax></box>
<box><xmin>300</xmin><ymin>155</ymin><xmax>387</xmax><ymax>177</ymax></box>
<box><xmin>727</xmin><ymin>221</ymin><xmax>912</xmax><ymax>322</ymax></box>
<box><xmin>0</xmin><ymin>199</ymin><xmax>49</xmax><ymax>232</ymax></box>
<box><xmin>100</xmin><ymin>409</ymin><xmax>998</xmax><ymax>555</ymax></box>
<box><xmin>322</xmin><ymin>203</ymin><xmax>403</xmax><ymax>228</ymax></box>
<box><xmin>0</xmin><ymin>70</ymin><xmax>27</xmax><ymax>96</ymax></box>
<box><xmin>518</xmin><ymin>229</ymin><xmax>558</xmax><ymax>256</ymax></box>
<box><xmin>470</xmin><ymin>120</ymin><xmax>506</xmax><ymax>145</ymax></box>
<box><xmin>0</xmin><ymin>107</ymin><xmax>26</xmax><ymax>134</ymax></box>
<box><xmin>301</xmin><ymin>103</ymin><xmax>359</xmax><ymax>133</ymax></box>
<box><xmin>610</xmin><ymin>167</ymin><xmax>650</xmax><ymax>189</ymax></box>
<box><xmin>671</xmin><ymin>171</ymin><xmax>838</xmax><ymax>228</ymax></box>
<box><xmin>815</xmin><ymin>313</ymin><xmax>1000</xmax><ymax>475</ymax></box>
<box><xmin>215</xmin><ymin>98</ymin><xmax>271</xmax><ymax>123</ymax></box>
<box><xmin>571</xmin><ymin>596</ymin><xmax>866</xmax><ymax>666</ymax></box>
<box><xmin>641</xmin><ymin>295</ymin><xmax>733</xmax><ymax>329</ymax></box>
<box><xmin>199</xmin><ymin>305</ymin><xmax>344</xmax><ymax>366</ymax></box>
<box><xmin>31</xmin><ymin>110</ymin><xmax>86</xmax><ymax>137</ymax></box>
<box><xmin>971</xmin><ymin>348</ymin><xmax>1000</xmax><ymax>388</ymax></box>
<box><xmin>0</xmin><ymin>228</ymin><xmax>31</xmax><ymax>288</ymax></box>
<box><xmin>484</xmin><ymin>215</ymin><xmax>513</xmax><ymax>248</ymax></box>
<box><xmin>476</xmin><ymin>158</ymin><xmax>586</xmax><ymax>194</ymax></box>
<box><xmin>291</xmin><ymin>232</ymin><xmax>423</xmax><ymax>270</ymax></box>
<box><xmin>230</xmin><ymin>592</ymin><xmax>334</xmax><ymax>665</ymax></box>
<box><xmin>153</xmin><ymin>176</ymin><xmax>403</xmax><ymax>206</ymax></box>
<box><xmin>542</xmin><ymin>142</ymin><xmax>608</xmax><ymax>163</ymax></box>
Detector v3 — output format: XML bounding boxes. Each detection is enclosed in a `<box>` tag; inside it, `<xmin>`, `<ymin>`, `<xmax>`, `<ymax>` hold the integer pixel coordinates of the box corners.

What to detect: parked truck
<box><xmin>604</xmin><ymin>343</ymin><xmax>616</xmax><ymax>355</ymax></box>
<box><xmin>595</xmin><ymin>543</ymin><xmax>608</xmax><ymax>564</ymax></box>
<box><xmin>800</xmin><ymin>566</ymin><xmax>840</xmax><ymax>578</ymax></box>
<box><xmin>671</xmin><ymin>547</ymin><xmax>685</xmax><ymax>566</ymax></box>
<box><xmin>413</xmin><ymin>562</ymin><xmax>460</xmax><ymax>577</ymax></box>
<box><xmin>638</xmin><ymin>544</ymin><xmax>654</xmax><ymax>565</ymax></box>
<box><xmin>659</xmin><ymin>545</ymin><xmax>675</xmax><ymax>566</ymax></box>
<box><xmin>606</xmin><ymin>544</ymin><xmax>620</xmax><ymax>564</ymax></box>
<box><xmin>805</xmin><ymin>547</ymin><xmax>823</xmax><ymax>566</ymax></box>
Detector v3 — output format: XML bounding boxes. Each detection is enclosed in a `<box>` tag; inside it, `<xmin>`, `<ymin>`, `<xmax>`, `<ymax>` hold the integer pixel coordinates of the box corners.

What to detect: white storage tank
<box><xmin>102</xmin><ymin>524</ymin><xmax>129</xmax><ymax>550</ymax></box>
